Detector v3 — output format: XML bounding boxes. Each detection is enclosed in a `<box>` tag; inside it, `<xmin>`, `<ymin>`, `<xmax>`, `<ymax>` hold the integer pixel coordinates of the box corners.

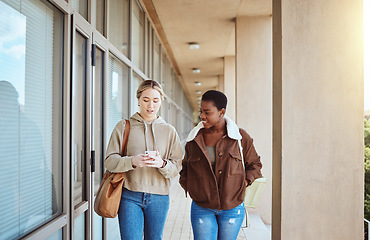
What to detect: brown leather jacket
<box><xmin>179</xmin><ymin>117</ymin><xmax>262</xmax><ymax>210</ymax></box>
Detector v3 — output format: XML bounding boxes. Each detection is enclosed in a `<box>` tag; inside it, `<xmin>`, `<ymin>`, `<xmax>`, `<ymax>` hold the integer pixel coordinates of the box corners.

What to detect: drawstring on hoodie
<box><xmin>143</xmin><ymin>121</ymin><xmax>158</xmax><ymax>152</ymax></box>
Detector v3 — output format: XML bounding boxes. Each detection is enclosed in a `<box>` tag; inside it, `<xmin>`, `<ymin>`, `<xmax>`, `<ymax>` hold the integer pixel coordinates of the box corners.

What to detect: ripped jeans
<box><xmin>190</xmin><ymin>201</ymin><xmax>245</xmax><ymax>240</ymax></box>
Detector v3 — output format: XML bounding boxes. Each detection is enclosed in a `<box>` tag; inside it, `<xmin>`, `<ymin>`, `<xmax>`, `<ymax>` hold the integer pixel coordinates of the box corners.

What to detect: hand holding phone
<box><xmin>145</xmin><ymin>150</ymin><xmax>157</xmax><ymax>156</ymax></box>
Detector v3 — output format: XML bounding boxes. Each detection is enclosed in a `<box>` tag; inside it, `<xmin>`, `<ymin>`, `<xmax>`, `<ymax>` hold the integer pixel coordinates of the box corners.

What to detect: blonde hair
<box><xmin>136</xmin><ymin>80</ymin><xmax>164</xmax><ymax>100</ymax></box>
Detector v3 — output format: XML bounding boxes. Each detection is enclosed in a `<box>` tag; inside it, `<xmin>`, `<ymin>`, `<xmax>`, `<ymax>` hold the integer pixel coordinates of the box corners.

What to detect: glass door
<box><xmin>71</xmin><ymin>13</ymin><xmax>93</xmax><ymax>240</ymax></box>
<box><xmin>71</xmin><ymin>13</ymin><xmax>113</xmax><ymax>240</ymax></box>
<box><xmin>91</xmin><ymin>32</ymin><xmax>107</xmax><ymax>240</ymax></box>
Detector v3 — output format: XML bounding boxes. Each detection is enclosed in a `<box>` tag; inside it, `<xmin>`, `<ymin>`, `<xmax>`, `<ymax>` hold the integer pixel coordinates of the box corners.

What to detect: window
<box><xmin>0</xmin><ymin>0</ymin><xmax>63</xmax><ymax>238</ymax></box>
<box><xmin>131</xmin><ymin>74</ymin><xmax>143</xmax><ymax>115</ymax></box>
<box><xmin>105</xmin><ymin>53</ymin><xmax>129</xmax><ymax>240</ymax></box>
<box><xmin>96</xmin><ymin>0</ymin><xmax>105</xmax><ymax>34</ymax></box>
<box><xmin>153</xmin><ymin>36</ymin><xmax>160</xmax><ymax>82</ymax></box>
<box><xmin>108</xmin><ymin>0</ymin><xmax>129</xmax><ymax>56</ymax></box>
<box><xmin>132</xmin><ymin>0</ymin><xmax>145</xmax><ymax>71</ymax></box>
<box><xmin>71</xmin><ymin>0</ymin><xmax>88</xmax><ymax>20</ymax></box>
<box><xmin>106</xmin><ymin>53</ymin><xmax>130</xmax><ymax>138</ymax></box>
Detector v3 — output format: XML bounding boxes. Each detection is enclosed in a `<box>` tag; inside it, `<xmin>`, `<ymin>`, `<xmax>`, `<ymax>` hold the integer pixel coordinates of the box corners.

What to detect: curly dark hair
<box><xmin>201</xmin><ymin>90</ymin><xmax>227</xmax><ymax>110</ymax></box>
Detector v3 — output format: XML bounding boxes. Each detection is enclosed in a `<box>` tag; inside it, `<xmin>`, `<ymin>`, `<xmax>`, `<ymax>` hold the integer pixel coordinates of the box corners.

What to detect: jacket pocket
<box><xmin>187</xmin><ymin>156</ymin><xmax>210</xmax><ymax>203</ymax></box>
<box><xmin>227</xmin><ymin>152</ymin><xmax>244</xmax><ymax>176</ymax></box>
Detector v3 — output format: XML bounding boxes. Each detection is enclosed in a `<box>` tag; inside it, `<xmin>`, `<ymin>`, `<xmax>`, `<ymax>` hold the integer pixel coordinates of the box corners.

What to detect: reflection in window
<box><xmin>108</xmin><ymin>0</ymin><xmax>129</xmax><ymax>56</ymax></box>
<box><xmin>132</xmin><ymin>0</ymin><xmax>144</xmax><ymax>71</ymax></box>
<box><xmin>0</xmin><ymin>0</ymin><xmax>63</xmax><ymax>238</ymax></box>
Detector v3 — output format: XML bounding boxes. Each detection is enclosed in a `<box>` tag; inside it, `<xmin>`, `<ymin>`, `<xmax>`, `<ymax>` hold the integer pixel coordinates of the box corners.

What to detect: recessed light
<box><xmin>188</xmin><ymin>42</ymin><xmax>200</xmax><ymax>50</ymax></box>
<box><xmin>195</xmin><ymin>90</ymin><xmax>202</xmax><ymax>94</ymax></box>
<box><xmin>197</xmin><ymin>96</ymin><xmax>201</xmax><ymax>100</ymax></box>
<box><xmin>192</xmin><ymin>68</ymin><xmax>200</xmax><ymax>74</ymax></box>
<box><xmin>195</xmin><ymin>81</ymin><xmax>201</xmax><ymax>86</ymax></box>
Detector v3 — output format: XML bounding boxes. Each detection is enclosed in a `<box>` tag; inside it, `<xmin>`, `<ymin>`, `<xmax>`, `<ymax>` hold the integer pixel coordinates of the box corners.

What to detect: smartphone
<box><xmin>145</xmin><ymin>150</ymin><xmax>157</xmax><ymax>156</ymax></box>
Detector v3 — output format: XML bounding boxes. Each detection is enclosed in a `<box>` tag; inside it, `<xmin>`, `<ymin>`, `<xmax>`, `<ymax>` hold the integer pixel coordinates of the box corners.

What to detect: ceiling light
<box><xmin>195</xmin><ymin>90</ymin><xmax>202</xmax><ymax>94</ymax></box>
<box><xmin>192</xmin><ymin>68</ymin><xmax>200</xmax><ymax>74</ymax></box>
<box><xmin>197</xmin><ymin>96</ymin><xmax>201</xmax><ymax>100</ymax></box>
<box><xmin>188</xmin><ymin>42</ymin><xmax>200</xmax><ymax>50</ymax></box>
<box><xmin>194</xmin><ymin>81</ymin><xmax>201</xmax><ymax>86</ymax></box>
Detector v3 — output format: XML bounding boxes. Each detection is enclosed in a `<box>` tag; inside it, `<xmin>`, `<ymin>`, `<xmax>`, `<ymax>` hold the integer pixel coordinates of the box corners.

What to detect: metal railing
<box><xmin>365</xmin><ymin>218</ymin><xmax>370</xmax><ymax>240</ymax></box>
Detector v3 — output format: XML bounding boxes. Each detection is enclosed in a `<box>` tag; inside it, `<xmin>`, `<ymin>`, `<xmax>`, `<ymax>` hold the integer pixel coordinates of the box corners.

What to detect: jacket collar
<box><xmin>186</xmin><ymin>116</ymin><xmax>241</xmax><ymax>142</ymax></box>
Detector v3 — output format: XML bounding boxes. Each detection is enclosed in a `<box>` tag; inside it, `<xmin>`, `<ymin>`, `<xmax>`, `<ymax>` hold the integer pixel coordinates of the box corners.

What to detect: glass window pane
<box><xmin>93</xmin><ymin>48</ymin><xmax>104</xmax><ymax>195</ymax></box>
<box><xmin>46</xmin><ymin>229</ymin><xmax>63</xmax><ymax>240</ymax></box>
<box><xmin>161</xmin><ymin>100</ymin><xmax>168</xmax><ymax>122</ymax></box>
<box><xmin>72</xmin><ymin>32</ymin><xmax>87</xmax><ymax>205</ymax></box>
<box><xmin>104</xmin><ymin>54</ymin><xmax>129</xmax><ymax>240</ymax></box>
<box><xmin>105</xmin><ymin>54</ymin><xmax>129</xmax><ymax>149</ymax></box>
<box><xmin>74</xmin><ymin>213</ymin><xmax>85</xmax><ymax>240</ymax></box>
<box><xmin>106</xmin><ymin>218</ymin><xmax>121</xmax><ymax>240</ymax></box>
<box><xmin>146</xmin><ymin>22</ymin><xmax>152</xmax><ymax>76</ymax></box>
<box><xmin>131</xmin><ymin>74</ymin><xmax>142</xmax><ymax>115</ymax></box>
<box><xmin>161</xmin><ymin>51</ymin><xmax>167</xmax><ymax>91</ymax></box>
<box><xmin>108</xmin><ymin>0</ymin><xmax>129</xmax><ymax>56</ymax></box>
<box><xmin>96</xmin><ymin>0</ymin><xmax>105</xmax><ymax>34</ymax></box>
<box><xmin>153</xmin><ymin>36</ymin><xmax>160</xmax><ymax>82</ymax></box>
<box><xmin>132</xmin><ymin>0</ymin><xmax>144</xmax><ymax>71</ymax></box>
<box><xmin>71</xmin><ymin>0</ymin><xmax>88</xmax><ymax>20</ymax></box>
<box><xmin>0</xmin><ymin>0</ymin><xmax>63</xmax><ymax>238</ymax></box>
<box><xmin>94</xmin><ymin>212</ymin><xmax>103</xmax><ymax>240</ymax></box>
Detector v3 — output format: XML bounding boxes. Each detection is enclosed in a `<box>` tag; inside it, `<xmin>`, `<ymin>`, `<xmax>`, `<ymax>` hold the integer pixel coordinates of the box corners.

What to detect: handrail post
<box><xmin>364</xmin><ymin>219</ymin><xmax>370</xmax><ymax>240</ymax></box>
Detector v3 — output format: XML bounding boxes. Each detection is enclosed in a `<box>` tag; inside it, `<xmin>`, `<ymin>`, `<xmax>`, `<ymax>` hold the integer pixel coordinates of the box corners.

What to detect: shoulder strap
<box><xmin>121</xmin><ymin>120</ymin><xmax>130</xmax><ymax>156</ymax></box>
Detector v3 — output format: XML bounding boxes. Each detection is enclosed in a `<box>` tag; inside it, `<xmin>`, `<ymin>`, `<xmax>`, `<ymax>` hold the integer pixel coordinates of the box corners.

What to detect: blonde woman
<box><xmin>105</xmin><ymin>80</ymin><xmax>182</xmax><ymax>240</ymax></box>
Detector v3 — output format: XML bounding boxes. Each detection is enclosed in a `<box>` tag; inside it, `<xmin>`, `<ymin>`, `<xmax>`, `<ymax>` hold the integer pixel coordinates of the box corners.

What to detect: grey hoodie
<box><xmin>104</xmin><ymin>112</ymin><xmax>183</xmax><ymax>195</ymax></box>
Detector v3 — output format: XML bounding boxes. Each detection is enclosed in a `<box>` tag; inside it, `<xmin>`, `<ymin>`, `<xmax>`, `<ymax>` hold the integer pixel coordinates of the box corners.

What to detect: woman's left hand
<box><xmin>144</xmin><ymin>150</ymin><xmax>165</xmax><ymax>168</ymax></box>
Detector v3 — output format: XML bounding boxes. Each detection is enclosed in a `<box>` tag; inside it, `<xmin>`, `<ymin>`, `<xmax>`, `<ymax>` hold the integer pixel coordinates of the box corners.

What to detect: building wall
<box><xmin>274</xmin><ymin>0</ymin><xmax>364</xmax><ymax>239</ymax></box>
<box><xmin>236</xmin><ymin>16</ymin><xmax>273</xmax><ymax>224</ymax></box>
<box><xmin>223</xmin><ymin>56</ymin><xmax>236</xmax><ymax>121</ymax></box>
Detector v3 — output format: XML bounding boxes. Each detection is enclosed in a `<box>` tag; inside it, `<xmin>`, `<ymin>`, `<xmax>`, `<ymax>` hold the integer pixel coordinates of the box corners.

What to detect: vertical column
<box><xmin>223</xmin><ymin>56</ymin><xmax>236</xmax><ymax>121</ymax></box>
<box><xmin>273</xmin><ymin>0</ymin><xmax>364</xmax><ymax>239</ymax></box>
<box><xmin>218</xmin><ymin>74</ymin><xmax>225</xmax><ymax>92</ymax></box>
<box><xmin>236</xmin><ymin>16</ymin><xmax>272</xmax><ymax>224</ymax></box>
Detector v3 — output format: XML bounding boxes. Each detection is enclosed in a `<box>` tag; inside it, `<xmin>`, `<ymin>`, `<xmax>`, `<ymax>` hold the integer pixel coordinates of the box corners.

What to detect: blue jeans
<box><xmin>118</xmin><ymin>188</ymin><xmax>169</xmax><ymax>240</ymax></box>
<box><xmin>191</xmin><ymin>202</ymin><xmax>245</xmax><ymax>240</ymax></box>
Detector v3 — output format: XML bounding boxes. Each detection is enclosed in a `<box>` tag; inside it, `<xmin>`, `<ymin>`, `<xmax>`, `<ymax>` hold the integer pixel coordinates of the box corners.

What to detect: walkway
<box><xmin>163</xmin><ymin>176</ymin><xmax>247</xmax><ymax>240</ymax></box>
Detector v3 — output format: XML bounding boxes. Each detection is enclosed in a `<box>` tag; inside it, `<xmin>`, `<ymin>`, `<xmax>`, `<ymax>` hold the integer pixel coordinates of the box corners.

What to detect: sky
<box><xmin>0</xmin><ymin>2</ymin><xmax>26</xmax><ymax>105</ymax></box>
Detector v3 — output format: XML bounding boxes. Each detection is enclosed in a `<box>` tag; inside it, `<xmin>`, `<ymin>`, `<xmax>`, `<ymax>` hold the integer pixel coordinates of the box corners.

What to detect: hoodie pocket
<box><xmin>227</xmin><ymin>152</ymin><xmax>244</xmax><ymax>176</ymax></box>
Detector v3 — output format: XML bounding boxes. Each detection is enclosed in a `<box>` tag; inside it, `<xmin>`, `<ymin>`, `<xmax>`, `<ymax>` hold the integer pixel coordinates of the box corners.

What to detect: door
<box><xmin>71</xmin><ymin>12</ymin><xmax>112</xmax><ymax>240</ymax></box>
<box><xmin>91</xmin><ymin>33</ymin><xmax>107</xmax><ymax>240</ymax></box>
<box><xmin>71</xmin><ymin>13</ymin><xmax>93</xmax><ymax>240</ymax></box>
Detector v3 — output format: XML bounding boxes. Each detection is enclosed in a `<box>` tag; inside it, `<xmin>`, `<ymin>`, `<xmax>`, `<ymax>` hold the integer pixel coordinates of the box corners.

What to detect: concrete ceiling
<box><xmin>143</xmin><ymin>0</ymin><xmax>272</xmax><ymax>111</ymax></box>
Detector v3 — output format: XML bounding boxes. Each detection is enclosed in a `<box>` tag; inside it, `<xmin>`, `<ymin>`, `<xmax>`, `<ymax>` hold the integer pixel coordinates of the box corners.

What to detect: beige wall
<box><xmin>218</xmin><ymin>74</ymin><xmax>224</xmax><ymax>92</ymax></box>
<box><xmin>224</xmin><ymin>56</ymin><xmax>236</xmax><ymax>121</ymax></box>
<box><xmin>236</xmin><ymin>16</ymin><xmax>272</xmax><ymax>224</ymax></box>
<box><xmin>273</xmin><ymin>0</ymin><xmax>364</xmax><ymax>239</ymax></box>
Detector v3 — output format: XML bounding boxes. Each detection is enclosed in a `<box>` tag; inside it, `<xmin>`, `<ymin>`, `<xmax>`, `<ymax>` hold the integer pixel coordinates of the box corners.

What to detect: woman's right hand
<box><xmin>131</xmin><ymin>154</ymin><xmax>147</xmax><ymax>168</ymax></box>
